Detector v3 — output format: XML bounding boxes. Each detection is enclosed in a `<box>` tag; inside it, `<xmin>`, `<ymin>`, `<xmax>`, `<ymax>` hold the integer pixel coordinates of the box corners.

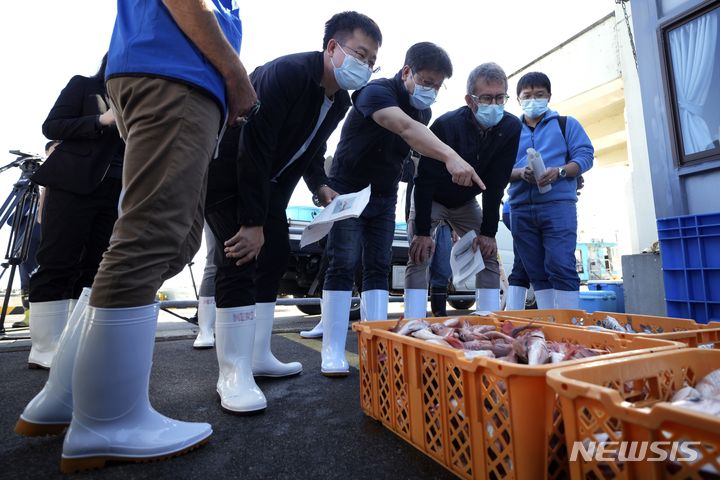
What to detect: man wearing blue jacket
<box><xmin>205</xmin><ymin>11</ymin><xmax>382</xmax><ymax>414</ymax></box>
<box><xmin>507</xmin><ymin>71</ymin><xmax>594</xmax><ymax>309</ymax></box>
<box><xmin>15</xmin><ymin>0</ymin><xmax>257</xmax><ymax>472</ymax></box>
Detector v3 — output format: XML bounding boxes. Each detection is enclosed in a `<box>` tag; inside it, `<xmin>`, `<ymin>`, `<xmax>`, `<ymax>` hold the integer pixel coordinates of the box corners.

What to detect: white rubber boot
<box><xmin>15</xmin><ymin>289</ymin><xmax>91</xmax><ymax>437</ymax></box>
<box><xmin>215</xmin><ymin>305</ymin><xmax>266</xmax><ymax>414</ymax></box>
<box><xmin>555</xmin><ymin>289</ymin><xmax>580</xmax><ymax>309</ymax></box>
<box><xmin>321</xmin><ymin>290</ymin><xmax>351</xmax><ymax>377</ymax></box>
<box><xmin>252</xmin><ymin>302</ymin><xmax>302</xmax><ymax>377</ymax></box>
<box><xmin>193</xmin><ymin>296</ymin><xmax>216</xmax><ymax>349</ymax></box>
<box><xmin>535</xmin><ymin>289</ymin><xmax>556</xmax><ymax>310</ymax></box>
<box><xmin>505</xmin><ymin>286</ymin><xmax>528</xmax><ymax>311</ymax></box>
<box><xmin>61</xmin><ymin>303</ymin><xmax>212</xmax><ymax>474</ymax></box>
<box><xmin>299</xmin><ymin>319</ymin><xmax>323</xmax><ymax>338</ymax></box>
<box><xmin>403</xmin><ymin>288</ymin><xmax>428</xmax><ymax>319</ymax></box>
<box><xmin>475</xmin><ymin>288</ymin><xmax>500</xmax><ymax>313</ymax></box>
<box><xmin>28</xmin><ymin>299</ymin><xmax>71</xmax><ymax>369</ymax></box>
<box><xmin>360</xmin><ymin>289</ymin><xmax>389</xmax><ymax>321</ymax></box>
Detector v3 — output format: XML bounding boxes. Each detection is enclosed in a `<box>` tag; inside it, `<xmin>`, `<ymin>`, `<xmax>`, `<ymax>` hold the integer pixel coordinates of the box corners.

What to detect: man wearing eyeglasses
<box><xmin>403</xmin><ymin>63</ymin><xmax>522</xmax><ymax>316</ymax></box>
<box><xmin>313</xmin><ymin>42</ymin><xmax>484</xmax><ymax>377</ymax></box>
<box><xmin>506</xmin><ymin>71</ymin><xmax>594</xmax><ymax>310</ymax></box>
<box><xmin>204</xmin><ymin>12</ymin><xmax>382</xmax><ymax>413</ymax></box>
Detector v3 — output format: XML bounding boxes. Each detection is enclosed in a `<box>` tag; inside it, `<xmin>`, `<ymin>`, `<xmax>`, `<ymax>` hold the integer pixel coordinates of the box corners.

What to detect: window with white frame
<box><xmin>666</xmin><ymin>3</ymin><xmax>720</xmax><ymax>163</ymax></box>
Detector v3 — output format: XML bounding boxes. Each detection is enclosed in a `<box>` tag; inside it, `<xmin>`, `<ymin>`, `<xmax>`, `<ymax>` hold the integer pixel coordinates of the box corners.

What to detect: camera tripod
<box><xmin>0</xmin><ymin>150</ymin><xmax>43</xmax><ymax>338</ymax></box>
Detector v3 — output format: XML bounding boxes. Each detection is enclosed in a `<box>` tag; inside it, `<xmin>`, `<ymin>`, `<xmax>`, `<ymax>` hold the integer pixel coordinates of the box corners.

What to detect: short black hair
<box><xmin>323</xmin><ymin>11</ymin><xmax>382</xmax><ymax>49</ymax></box>
<box><xmin>516</xmin><ymin>71</ymin><xmax>551</xmax><ymax>96</ymax></box>
<box><xmin>404</xmin><ymin>42</ymin><xmax>453</xmax><ymax>78</ymax></box>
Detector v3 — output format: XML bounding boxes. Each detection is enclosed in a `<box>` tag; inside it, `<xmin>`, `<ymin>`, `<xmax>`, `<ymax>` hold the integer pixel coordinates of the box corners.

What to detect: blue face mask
<box><xmin>474</xmin><ymin>104</ymin><xmax>504</xmax><ymax>128</ymax></box>
<box><xmin>332</xmin><ymin>46</ymin><xmax>372</xmax><ymax>91</ymax></box>
<box><xmin>409</xmin><ymin>85</ymin><xmax>437</xmax><ymax>110</ymax></box>
<box><xmin>521</xmin><ymin>98</ymin><xmax>549</xmax><ymax>119</ymax></box>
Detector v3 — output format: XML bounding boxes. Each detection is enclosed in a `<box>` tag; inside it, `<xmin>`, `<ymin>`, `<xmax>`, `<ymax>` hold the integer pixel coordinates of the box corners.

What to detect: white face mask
<box><xmin>332</xmin><ymin>45</ymin><xmax>372</xmax><ymax>91</ymax></box>
<box><xmin>520</xmin><ymin>98</ymin><xmax>549</xmax><ymax>119</ymax></box>
<box><xmin>474</xmin><ymin>104</ymin><xmax>504</xmax><ymax>128</ymax></box>
<box><xmin>409</xmin><ymin>84</ymin><xmax>437</xmax><ymax>110</ymax></box>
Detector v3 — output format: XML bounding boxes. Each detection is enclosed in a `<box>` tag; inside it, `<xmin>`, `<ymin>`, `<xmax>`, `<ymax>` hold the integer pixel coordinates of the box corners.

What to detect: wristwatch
<box><xmin>558</xmin><ymin>167</ymin><xmax>567</xmax><ymax>178</ymax></box>
<box><xmin>312</xmin><ymin>184</ymin><xmax>328</xmax><ymax>207</ymax></box>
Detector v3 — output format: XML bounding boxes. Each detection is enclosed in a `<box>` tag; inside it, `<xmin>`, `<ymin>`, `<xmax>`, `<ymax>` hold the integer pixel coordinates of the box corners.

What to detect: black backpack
<box><xmin>557</xmin><ymin>115</ymin><xmax>585</xmax><ymax>193</ymax></box>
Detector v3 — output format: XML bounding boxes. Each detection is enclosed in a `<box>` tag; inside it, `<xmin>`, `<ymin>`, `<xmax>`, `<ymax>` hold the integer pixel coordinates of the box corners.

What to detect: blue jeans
<box><xmin>324</xmin><ymin>190</ymin><xmax>397</xmax><ymax>292</ymax></box>
<box><xmin>510</xmin><ymin>201</ymin><xmax>579</xmax><ymax>292</ymax></box>
<box><xmin>430</xmin><ymin>223</ymin><xmax>452</xmax><ymax>288</ymax></box>
<box><xmin>503</xmin><ymin>212</ymin><xmax>530</xmax><ymax>289</ymax></box>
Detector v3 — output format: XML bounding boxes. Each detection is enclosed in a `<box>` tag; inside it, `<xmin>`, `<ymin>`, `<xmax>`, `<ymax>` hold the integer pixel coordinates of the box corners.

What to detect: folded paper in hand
<box><xmin>300</xmin><ymin>186</ymin><xmax>371</xmax><ymax>248</ymax></box>
<box><xmin>450</xmin><ymin>230</ymin><xmax>485</xmax><ymax>284</ymax></box>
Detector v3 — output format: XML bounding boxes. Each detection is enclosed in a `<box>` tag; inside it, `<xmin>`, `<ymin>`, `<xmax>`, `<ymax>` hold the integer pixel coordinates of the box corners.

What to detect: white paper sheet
<box><xmin>300</xmin><ymin>185</ymin><xmax>372</xmax><ymax>248</ymax></box>
<box><xmin>450</xmin><ymin>230</ymin><xmax>485</xmax><ymax>284</ymax></box>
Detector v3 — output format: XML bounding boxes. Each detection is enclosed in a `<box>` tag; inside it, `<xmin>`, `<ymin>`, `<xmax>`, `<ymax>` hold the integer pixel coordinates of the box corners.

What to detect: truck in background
<box><xmin>282</xmin><ymin>205</ymin><xmax>519</xmax><ymax>316</ymax></box>
<box><xmin>282</xmin><ymin>206</ymin><xmax>409</xmax><ymax>318</ymax></box>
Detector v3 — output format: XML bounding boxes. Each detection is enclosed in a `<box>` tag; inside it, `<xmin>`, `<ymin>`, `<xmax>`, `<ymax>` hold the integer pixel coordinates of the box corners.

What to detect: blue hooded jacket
<box><xmin>507</xmin><ymin>109</ymin><xmax>594</xmax><ymax>206</ymax></box>
<box><xmin>106</xmin><ymin>0</ymin><xmax>242</xmax><ymax>112</ymax></box>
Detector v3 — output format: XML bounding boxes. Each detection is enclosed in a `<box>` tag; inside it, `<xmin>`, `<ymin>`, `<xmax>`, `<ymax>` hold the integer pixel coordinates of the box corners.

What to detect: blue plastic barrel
<box><xmin>587</xmin><ymin>281</ymin><xmax>624</xmax><ymax>312</ymax></box>
<box><xmin>579</xmin><ymin>290</ymin><xmax>617</xmax><ymax>313</ymax></box>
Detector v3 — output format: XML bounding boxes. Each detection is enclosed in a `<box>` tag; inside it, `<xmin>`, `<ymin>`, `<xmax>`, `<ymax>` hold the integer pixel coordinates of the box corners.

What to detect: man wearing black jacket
<box><xmin>204</xmin><ymin>11</ymin><xmax>382</xmax><ymax>414</ymax></box>
<box><xmin>404</xmin><ymin>63</ymin><xmax>521</xmax><ymax>315</ymax></box>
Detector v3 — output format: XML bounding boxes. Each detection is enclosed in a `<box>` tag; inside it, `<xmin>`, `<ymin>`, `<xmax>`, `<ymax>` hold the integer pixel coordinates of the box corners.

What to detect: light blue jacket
<box><xmin>106</xmin><ymin>0</ymin><xmax>242</xmax><ymax>111</ymax></box>
<box><xmin>507</xmin><ymin>109</ymin><xmax>594</xmax><ymax>206</ymax></box>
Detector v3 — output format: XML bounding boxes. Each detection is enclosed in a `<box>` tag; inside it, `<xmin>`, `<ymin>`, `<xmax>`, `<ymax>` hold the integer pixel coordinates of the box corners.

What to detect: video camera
<box><xmin>1</xmin><ymin>150</ymin><xmax>44</xmax><ymax>176</ymax></box>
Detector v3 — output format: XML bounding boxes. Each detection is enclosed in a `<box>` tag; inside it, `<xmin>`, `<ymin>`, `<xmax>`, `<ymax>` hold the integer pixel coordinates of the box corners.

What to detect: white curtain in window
<box><xmin>669</xmin><ymin>10</ymin><xmax>717</xmax><ymax>155</ymax></box>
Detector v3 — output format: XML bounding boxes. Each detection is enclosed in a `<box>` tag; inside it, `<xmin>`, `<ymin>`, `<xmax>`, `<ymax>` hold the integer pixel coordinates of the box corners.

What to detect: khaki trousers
<box><xmin>405</xmin><ymin>196</ymin><xmax>500</xmax><ymax>290</ymax></box>
<box><xmin>90</xmin><ymin>77</ymin><xmax>221</xmax><ymax>307</ymax></box>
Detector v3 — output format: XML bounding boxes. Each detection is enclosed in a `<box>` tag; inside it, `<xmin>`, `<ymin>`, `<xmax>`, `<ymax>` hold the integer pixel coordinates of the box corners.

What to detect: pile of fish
<box><xmin>389</xmin><ymin>317</ymin><xmax>609</xmax><ymax>365</ymax></box>
<box><xmin>670</xmin><ymin>369</ymin><xmax>720</xmax><ymax>416</ymax></box>
<box><xmin>576</xmin><ymin>315</ymin><xmax>664</xmax><ymax>334</ymax></box>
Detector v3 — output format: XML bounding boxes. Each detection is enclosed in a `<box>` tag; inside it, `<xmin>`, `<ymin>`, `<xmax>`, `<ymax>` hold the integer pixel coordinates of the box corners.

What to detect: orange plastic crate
<box><xmin>498</xmin><ymin>310</ymin><xmax>720</xmax><ymax>348</ymax></box>
<box><xmin>547</xmin><ymin>348</ymin><xmax>720</xmax><ymax>480</ymax></box>
<box><xmin>501</xmin><ymin>309</ymin><xmax>589</xmax><ymax>326</ymax></box>
<box><xmin>353</xmin><ymin>316</ymin><xmax>682</xmax><ymax>480</ymax></box>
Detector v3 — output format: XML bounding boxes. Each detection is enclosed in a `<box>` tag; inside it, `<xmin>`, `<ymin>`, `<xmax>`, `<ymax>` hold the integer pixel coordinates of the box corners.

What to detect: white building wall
<box><xmin>613</xmin><ymin>4</ymin><xmax>659</xmax><ymax>252</ymax></box>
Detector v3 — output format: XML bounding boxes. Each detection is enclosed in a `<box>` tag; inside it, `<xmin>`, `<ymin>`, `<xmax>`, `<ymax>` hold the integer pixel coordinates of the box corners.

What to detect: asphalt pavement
<box><xmin>0</xmin><ymin>302</ymin><xmax>467</xmax><ymax>479</ymax></box>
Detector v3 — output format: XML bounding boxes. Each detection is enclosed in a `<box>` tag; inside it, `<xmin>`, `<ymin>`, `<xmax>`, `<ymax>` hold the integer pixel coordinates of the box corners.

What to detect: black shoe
<box><xmin>430</xmin><ymin>287</ymin><xmax>447</xmax><ymax>317</ymax></box>
<box><xmin>12</xmin><ymin>319</ymin><xmax>29</xmax><ymax>328</ymax></box>
<box><xmin>186</xmin><ymin>310</ymin><xmax>199</xmax><ymax>325</ymax></box>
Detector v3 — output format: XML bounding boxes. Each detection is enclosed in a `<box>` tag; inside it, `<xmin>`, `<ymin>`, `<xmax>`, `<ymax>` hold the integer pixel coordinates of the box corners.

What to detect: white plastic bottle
<box><xmin>527</xmin><ymin>148</ymin><xmax>551</xmax><ymax>194</ymax></box>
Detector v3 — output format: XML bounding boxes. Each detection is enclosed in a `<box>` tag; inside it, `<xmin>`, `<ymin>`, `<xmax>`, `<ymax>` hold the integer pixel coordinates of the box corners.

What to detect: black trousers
<box><xmin>206</xmin><ymin>189</ymin><xmax>291</xmax><ymax>309</ymax></box>
<box><xmin>29</xmin><ymin>177</ymin><xmax>121</xmax><ymax>302</ymax></box>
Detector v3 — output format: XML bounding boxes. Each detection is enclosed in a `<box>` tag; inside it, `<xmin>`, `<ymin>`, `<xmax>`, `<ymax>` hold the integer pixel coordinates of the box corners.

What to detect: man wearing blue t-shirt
<box><xmin>316</xmin><ymin>42</ymin><xmax>484</xmax><ymax>376</ymax></box>
<box><xmin>15</xmin><ymin>0</ymin><xmax>257</xmax><ymax>472</ymax></box>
